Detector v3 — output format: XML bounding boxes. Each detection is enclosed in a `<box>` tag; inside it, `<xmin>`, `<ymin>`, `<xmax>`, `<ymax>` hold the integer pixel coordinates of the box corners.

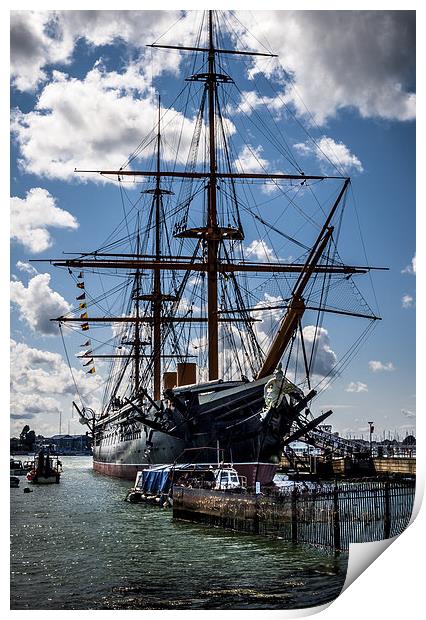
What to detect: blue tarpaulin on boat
<box><xmin>139</xmin><ymin>468</ymin><xmax>171</xmax><ymax>494</ymax></box>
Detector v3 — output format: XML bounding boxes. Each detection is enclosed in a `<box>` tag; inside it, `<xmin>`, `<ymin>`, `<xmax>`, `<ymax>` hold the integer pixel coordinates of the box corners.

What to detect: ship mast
<box><xmin>140</xmin><ymin>96</ymin><xmax>173</xmax><ymax>399</ymax></box>
<box><xmin>152</xmin><ymin>98</ymin><xmax>163</xmax><ymax>398</ymax></box>
<box><xmin>206</xmin><ymin>10</ymin><xmax>219</xmax><ymax>380</ymax></box>
<box><xmin>134</xmin><ymin>217</ymin><xmax>141</xmax><ymax>394</ymax></box>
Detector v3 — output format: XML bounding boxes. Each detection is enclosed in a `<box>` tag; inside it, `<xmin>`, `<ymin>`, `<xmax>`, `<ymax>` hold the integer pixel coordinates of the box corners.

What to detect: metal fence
<box><xmin>257</xmin><ymin>481</ymin><xmax>415</xmax><ymax>550</ymax></box>
<box><xmin>173</xmin><ymin>481</ymin><xmax>415</xmax><ymax>552</ymax></box>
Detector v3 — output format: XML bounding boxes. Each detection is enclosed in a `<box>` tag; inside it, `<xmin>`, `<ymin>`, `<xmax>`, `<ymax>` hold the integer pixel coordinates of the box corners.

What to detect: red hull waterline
<box><xmin>93</xmin><ymin>460</ymin><xmax>277</xmax><ymax>486</ymax></box>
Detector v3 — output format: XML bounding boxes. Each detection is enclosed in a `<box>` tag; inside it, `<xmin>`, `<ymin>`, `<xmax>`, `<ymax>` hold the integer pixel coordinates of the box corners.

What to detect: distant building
<box><xmin>35</xmin><ymin>434</ymin><xmax>92</xmax><ymax>455</ymax></box>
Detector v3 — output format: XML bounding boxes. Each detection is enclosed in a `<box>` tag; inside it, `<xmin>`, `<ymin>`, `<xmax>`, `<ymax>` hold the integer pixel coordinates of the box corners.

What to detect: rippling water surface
<box><xmin>11</xmin><ymin>456</ymin><xmax>347</xmax><ymax>609</ymax></box>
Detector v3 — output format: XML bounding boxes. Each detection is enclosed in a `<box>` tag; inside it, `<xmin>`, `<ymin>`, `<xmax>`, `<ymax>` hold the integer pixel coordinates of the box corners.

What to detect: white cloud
<box><xmin>11</xmin><ymin>66</ymin><xmax>199</xmax><ymax>181</ymax></box>
<box><xmin>402</xmin><ymin>254</ymin><xmax>416</xmax><ymax>274</ymax></box>
<box><xmin>245</xmin><ymin>239</ymin><xmax>274</xmax><ymax>262</ymax></box>
<box><xmin>10</xmin><ymin>273</ymin><xmax>71</xmax><ymax>335</ymax></box>
<box><xmin>11</xmin><ymin>188</ymin><xmax>78</xmax><ymax>253</ymax></box>
<box><xmin>10</xmin><ymin>339</ymin><xmax>103</xmax><ymax>429</ymax></box>
<box><xmin>16</xmin><ymin>261</ymin><xmax>38</xmax><ymax>275</ymax></box>
<box><xmin>234</xmin><ymin>144</ymin><xmax>269</xmax><ymax>173</ymax></box>
<box><xmin>368</xmin><ymin>360</ymin><xmax>395</xmax><ymax>372</ymax></box>
<box><xmin>11</xmin><ymin>394</ymin><xmax>61</xmax><ymax>419</ymax></box>
<box><xmin>401</xmin><ymin>294</ymin><xmax>414</xmax><ymax>309</ymax></box>
<box><xmin>248</xmin><ymin>296</ymin><xmax>338</xmax><ymax>380</ymax></box>
<box><xmin>10</xmin><ymin>10</ymin><xmax>189</xmax><ymax>92</ymax></box>
<box><xmin>233</xmin><ymin>90</ymin><xmax>280</xmax><ymax>117</ymax></box>
<box><xmin>234</xmin><ymin>10</ymin><xmax>415</xmax><ymax>124</ymax></box>
<box><xmin>401</xmin><ymin>409</ymin><xmax>415</xmax><ymax>418</ymax></box>
<box><xmin>294</xmin><ymin>136</ymin><xmax>363</xmax><ymax>174</ymax></box>
<box><xmin>346</xmin><ymin>381</ymin><xmax>368</xmax><ymax>393</ymax></box>
<box><xmin>11</xmin><ymin>11</ymin><xmax>415</xmax><ymax>126</ymax></box>
<box><xmin>299</xmin><ymin>325</ymin><xmax>337</xmax><ymax>378</ymax></box>
<box><xmin>233</xmin><ymin>145</ymin><xmax>283</xmax><ymax>193</ymax></box>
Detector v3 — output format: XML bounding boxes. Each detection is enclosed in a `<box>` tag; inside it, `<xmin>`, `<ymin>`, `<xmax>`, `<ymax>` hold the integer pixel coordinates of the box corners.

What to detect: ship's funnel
<box><xmin>177</xmin><ymin>363</ymin><xmax>197</xmax><ymax>387</ymax></box>
<box><xmin>163</xmin><ymin>371</ymin><xmax>177</xmax><ymax>391</ymax></box>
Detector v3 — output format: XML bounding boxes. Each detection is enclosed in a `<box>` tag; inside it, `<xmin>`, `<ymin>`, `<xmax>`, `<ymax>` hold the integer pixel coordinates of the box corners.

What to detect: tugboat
<box><xmin>26</xmin><ymin>449</ymin><xmax>62</xmax><ymax>484</ymax></box>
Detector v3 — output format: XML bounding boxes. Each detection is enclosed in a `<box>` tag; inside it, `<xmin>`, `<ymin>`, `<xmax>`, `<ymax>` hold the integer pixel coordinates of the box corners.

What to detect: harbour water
<box><xmin>10</xmin><ymin>456</ymin><xmax>348</xmax><ymax>610</ymax></box>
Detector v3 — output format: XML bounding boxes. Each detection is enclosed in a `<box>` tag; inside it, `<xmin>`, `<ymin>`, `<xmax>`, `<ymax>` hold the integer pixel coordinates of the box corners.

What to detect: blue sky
<box><xmin>9</xmin><ymin>10</ymin><xmax>415</xmax><ymax>440</ymax></box>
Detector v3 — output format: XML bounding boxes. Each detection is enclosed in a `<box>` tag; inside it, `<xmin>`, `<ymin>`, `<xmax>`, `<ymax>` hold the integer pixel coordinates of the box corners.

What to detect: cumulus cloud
<box><xmin>401</xmin><ymin>294</ymin><xmax>414</xmax><ymax>309</ymax></box>
<box><xmin>16</xmin><ymin>261</ymin><xmax>38</xmax><ymax>275</ymax></box>
<box><xmin>401</xmin><ymin>409</ymin><xmax>415</xmax><ymax>418</ymax></box>
<box><xmin>346</xmin><ymin>381</ymin><xmax>368</xmax><ymax>393</ymax></box>
<box><xmin>11</xmin><ymin>11</ymin><xmax>415</xmax><ymax>127</ymax></box>
<box><xmin>402</xmin><ymin>254</ymin><xmax>416</xmax><ymax>274</ymax></box>
<box><xmin>11</xmin><ymin>188</ymin><xmax>78</xmax><ymax>252</ymax></box>
<box><xmin>299</xmin><ymin>325</ymin><xmax>337</xmax><ymax>378</ymax></box>
<box><xmin>245</xmin><ymin>239</ymin><xmax>274</xmax><ymax>262</ymax></box>
<box><xmin>11</xmin><ymin>66</ymin><xmax>201</xmax><ymax>181</ymax></box>
<box><xmin>368</xmin><ymin>360</ymin><xmax>395</xmax><ymax>372</ymax></box>
<box><xmin>233</xmin><ymin>145</ymin><xmax>282</xmax><ymax>193</ymax></box>
<box><xmin>235</xmin><ymin>144</ymin><xmax>269</xmax><ymax>173</ymax></box>
<box><xmin>294</xmin><ymin>136</ymin><xmax>363</xmax><ymax>174</ymax></box>
<box><xmin>234</xmin><ymin>10</ymin><xmax>415</xmax><ymax>124</ymax></box>
<box><xmin>233</xmin><ymin>89</ymin><xmax>281</xmax><ymax>117</ymax></box>
<box><xmin>10</xmin><ymin>10</ymin><xmax>189</xmax><ymax>92</ymax></box>
<box><xmin>10</xmin><ymin>339</ymin><xmax>103</xmax><ymax>426</ymax></box>
<box><xmin>249</xmin><ymin>295</ymin><xmax>337</xmax><ymax>380</ymax></box>
<box><xmin>10</xmin><ymin>273</ymin><xmax>71</xmax><ymax>335</ymax></box>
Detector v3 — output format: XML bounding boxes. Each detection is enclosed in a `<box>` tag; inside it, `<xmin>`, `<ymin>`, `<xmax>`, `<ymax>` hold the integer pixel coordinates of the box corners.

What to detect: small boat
<box><xmin>26</xmin><ymin>449</ymin><xmax>62</xmax><ymax>484</ymax></box>
<box><xmin>10</xmin><ymin>458</ymin><xmax>26</xmax><ymax>476</ymax></box>
<box><xmin>10</xmin><ymin>476</ymin><xmax>20</xmax><ymax>488</ymax></box>
<box><xmin>126</xmin><ymin>462</ymin><xmax>246</xmax><ymax>504</ymax></box>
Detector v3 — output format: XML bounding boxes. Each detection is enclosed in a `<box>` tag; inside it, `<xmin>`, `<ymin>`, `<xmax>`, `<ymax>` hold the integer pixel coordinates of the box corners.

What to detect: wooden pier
<box><xmin>173</xmin><ymin>481</ymin><xmax>415</xmax><ymax>552</ymax></box>
<box><xmin>279</xmin><ymin>455</ymin><xmax>416</xmax><ymax>478</ymax></box>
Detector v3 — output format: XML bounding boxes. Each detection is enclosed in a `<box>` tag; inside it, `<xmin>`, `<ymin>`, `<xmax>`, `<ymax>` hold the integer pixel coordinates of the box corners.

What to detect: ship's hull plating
<box><xmin>93</xmin><ymin>377</ymin><xmax>301</xmax><ymax>486</ymax></box>
<box><xmin>92</xmin><ymin>459</ymin><xmax>277</xmax><ymax>486</ymax></box>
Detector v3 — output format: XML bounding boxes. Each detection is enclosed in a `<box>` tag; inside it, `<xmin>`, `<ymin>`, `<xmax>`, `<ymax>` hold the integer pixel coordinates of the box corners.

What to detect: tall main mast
<box><xmin>152</xmin><ymin>98</ymin><xmax>163</xmax><ymax>399</ymax></box>
<box><xmin>134</xmin><ymin>221</ymin><xmax>141</xmax><ymax>394</ymax></box>
<box><xmin>206</xmin><ymin>9</ymin><xmax>219</xmax><ymax>380</ymax></box>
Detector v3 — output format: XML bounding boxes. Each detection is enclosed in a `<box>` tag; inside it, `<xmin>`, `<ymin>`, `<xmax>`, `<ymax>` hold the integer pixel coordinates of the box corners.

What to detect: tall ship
<box><xmin>38</xmin><ymin>11</ymin><xmax>384</xmax><ymax>485</ymax></box>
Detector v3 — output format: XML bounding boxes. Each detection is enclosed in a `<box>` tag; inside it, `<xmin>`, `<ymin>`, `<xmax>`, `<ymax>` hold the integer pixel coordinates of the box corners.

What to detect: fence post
<box><xmin>253</xmin><ymin>495</ymin><xmax>260</xmax><ymax>534</ymax></box>
<box><xmin>383</xmin><ymin>481</ymin><xmax>391</xmax><ymax>539</ymax></box>
<box><xmin>291</xmin><ymin>486</ymin><xmax>298</xmax><ymax>543</ymax></box>
<box><xmin>333</xmin><ymin>483</ymin><xmax>341</xmax><ymax>552</ymax></box>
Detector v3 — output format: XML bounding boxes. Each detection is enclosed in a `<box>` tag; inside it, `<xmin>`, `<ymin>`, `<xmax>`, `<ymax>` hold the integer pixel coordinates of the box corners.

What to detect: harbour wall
<box><xmin>173</xmin><ymin>481</ymin><xmax>415</xmax><ymax>551</ymax></box>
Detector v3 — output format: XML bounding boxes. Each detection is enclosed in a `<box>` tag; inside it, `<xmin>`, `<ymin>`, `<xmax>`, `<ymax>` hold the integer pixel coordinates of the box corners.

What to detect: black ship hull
<box><xmin>92</xmin><ymin>376</ymin><xmax>311</xmax><ymax>486</ymax></box>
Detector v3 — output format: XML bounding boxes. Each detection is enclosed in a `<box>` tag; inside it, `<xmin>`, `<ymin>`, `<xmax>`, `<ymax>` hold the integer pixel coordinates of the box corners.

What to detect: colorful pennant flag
<box><xmin>83</xmin><ymin>358</ymin><xmax>94</xmax><ymax>367</ymax></box>
<box><xmin>78</xmin><ymin>349</ymin><xmax>92</xmax><ymax>358</ymax></box>
<box><xmin>81</xmin><ymin>323</ymin><xmax>89</xmax><ymax>331</ymax></box>
<box><xmin>78</xmin><ymin>272</ymin><xmax>84</xmax><ymax>279</ymax></box>
<box><xmin>76</xmin><ymin>293</ymin><xmax>86</xmax><ymax>301</ymax></box>
<box><xmin>80</xmin><ymin>340</ymin><xmax>91</xmax><ymax>347</ymax></box>
<box><xmin>80</xmin><ymin>312</ymin><xmax>88</xmax><ymax>320</ymax></box>
<box><xmin>77</xmin><ymin>282</ymin><xmax>85</xmax><ymax>290</ymax></box>
<box><xmin>87</xmin><ymin>367</ymin><xmax>96</xmax><ymax>374</ymax></box>
<box><xmin>79</xmin><ymin>302</ymin><xmax>87</xmax><ymax>310</ymax></box>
